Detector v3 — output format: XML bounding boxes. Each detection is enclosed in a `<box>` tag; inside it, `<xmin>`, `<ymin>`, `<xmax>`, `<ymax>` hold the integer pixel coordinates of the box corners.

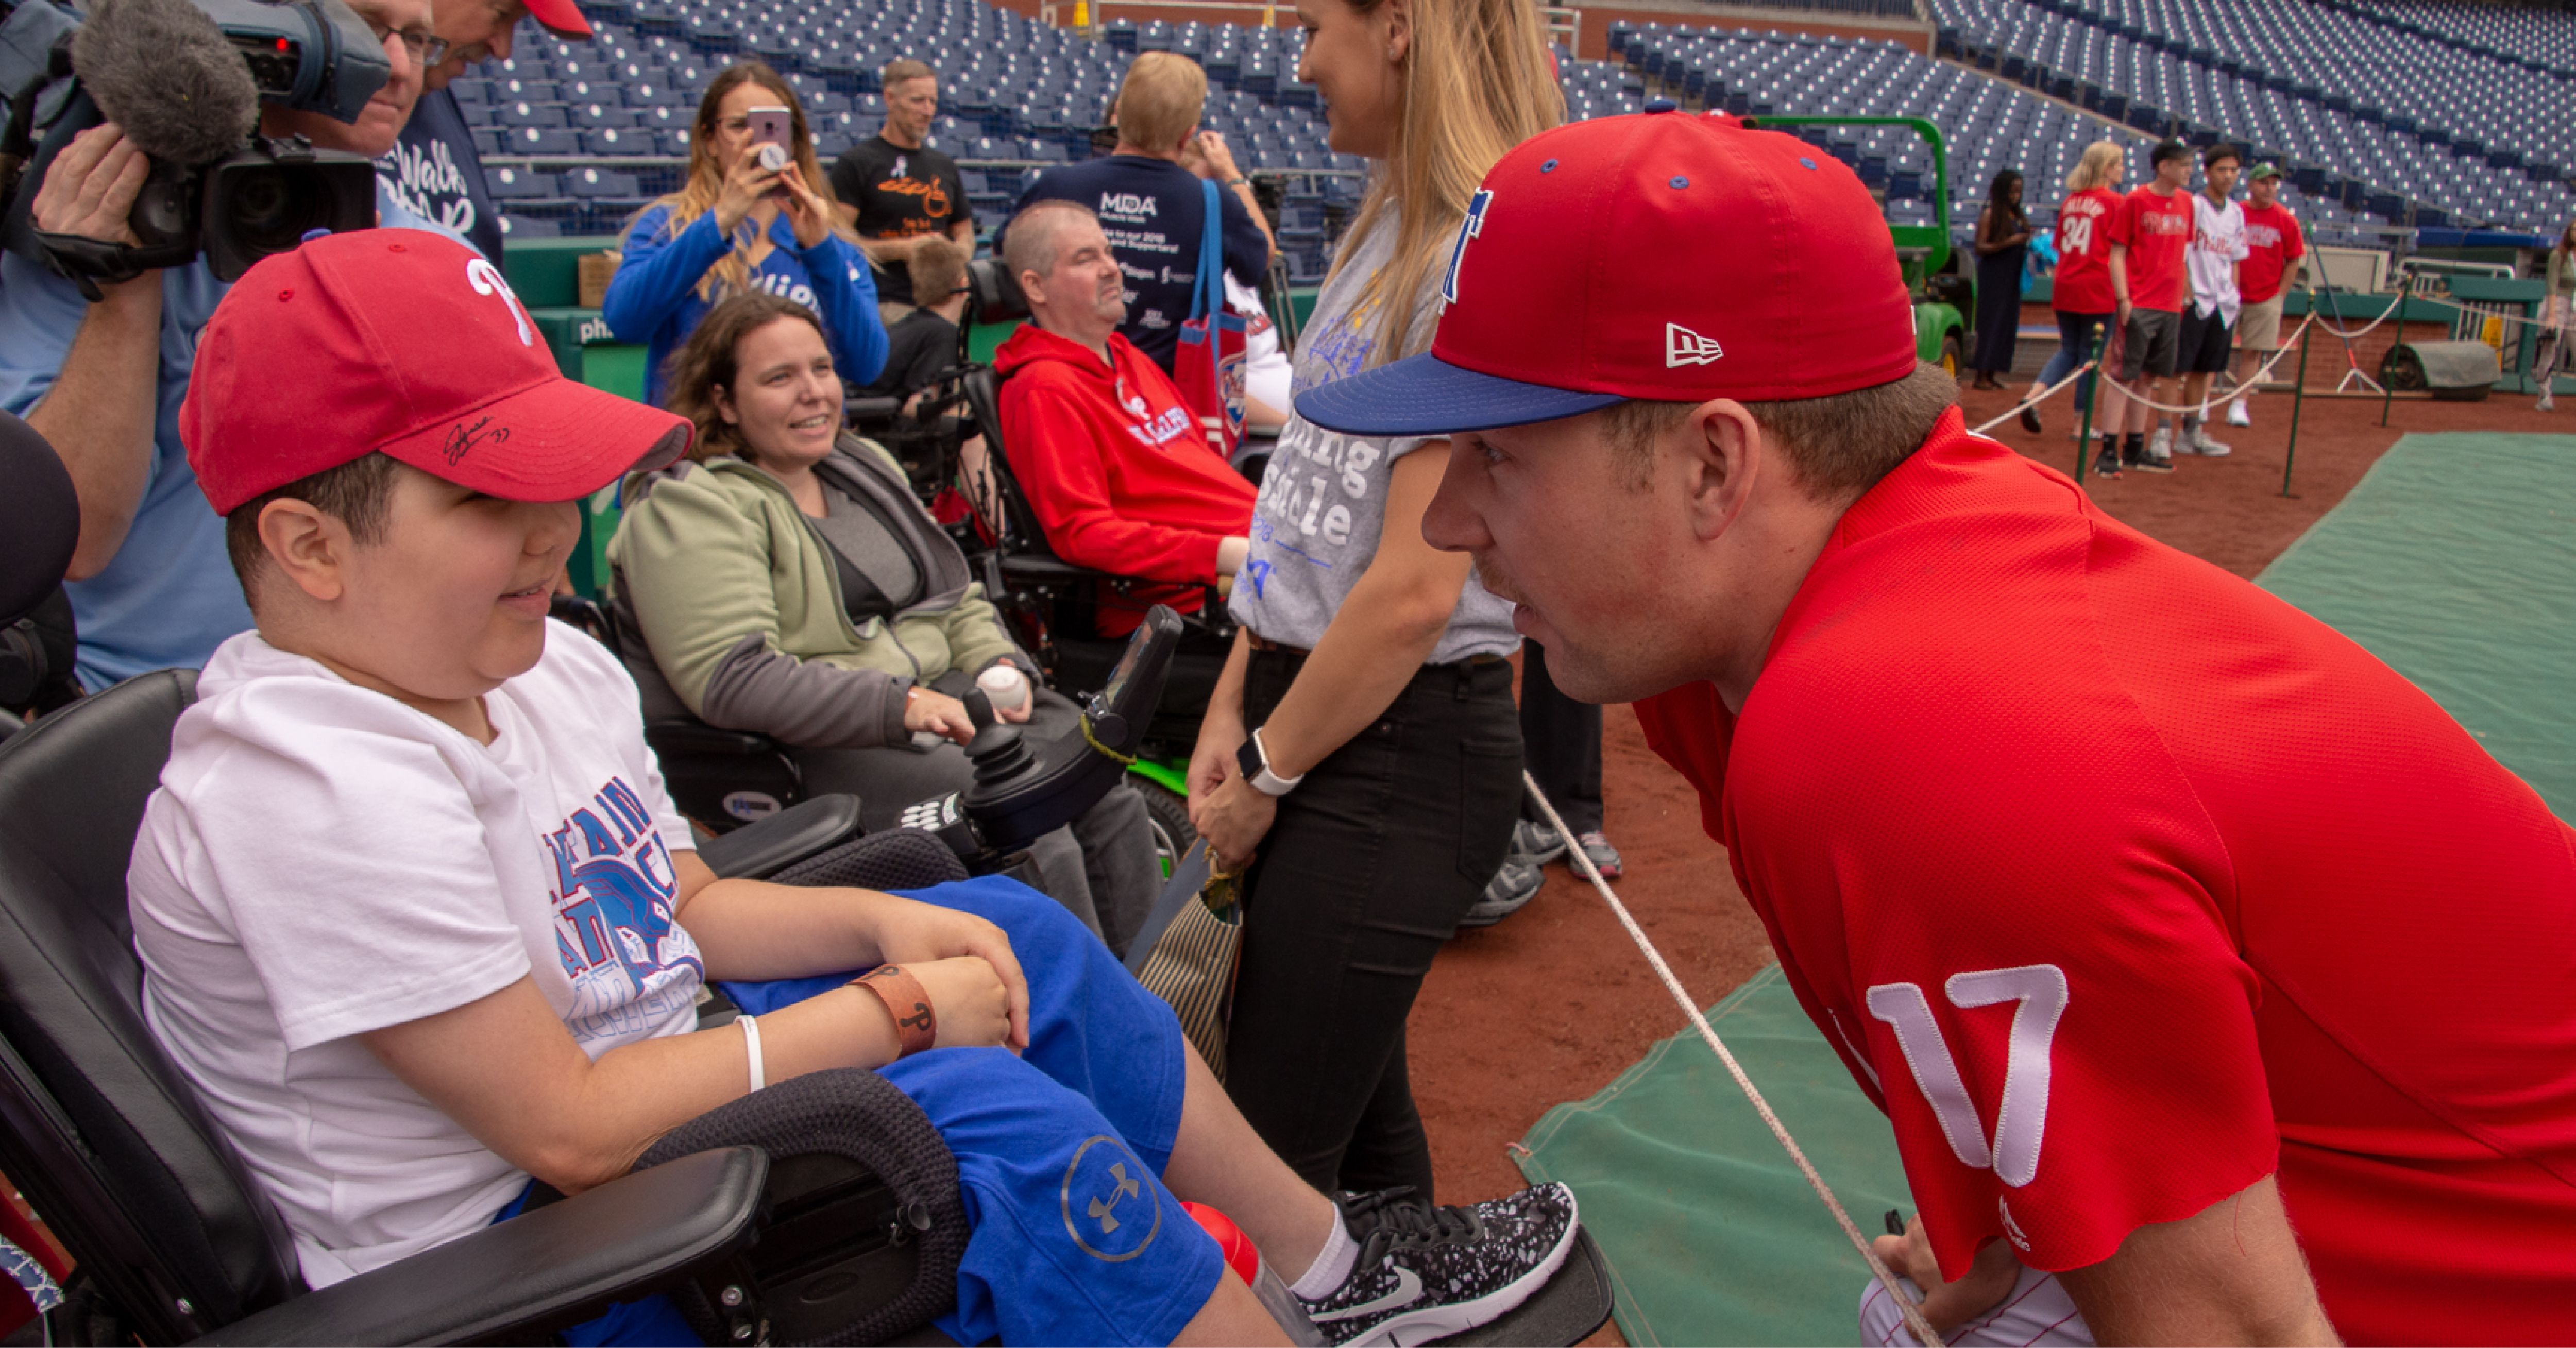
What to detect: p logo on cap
<box><xmin>1296</xmin><ymin>112</ymin><xmax>1919</xmax><ymax>437</ymax></box>
<box><xmin>181</xmin><ymin>230</ymin><xmax>691</xmax><ymax>516</ymax></box>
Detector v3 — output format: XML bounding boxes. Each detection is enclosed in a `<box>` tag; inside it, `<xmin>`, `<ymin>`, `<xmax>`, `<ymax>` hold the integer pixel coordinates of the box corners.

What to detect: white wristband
<box><xmin>740</xmin><ymin>1014</ymin><xmax>766</xmax><ymax>1093</ymax></box>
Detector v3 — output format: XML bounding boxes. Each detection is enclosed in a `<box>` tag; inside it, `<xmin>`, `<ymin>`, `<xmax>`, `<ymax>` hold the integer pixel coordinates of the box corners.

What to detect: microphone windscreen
<box><xmin>74</xmin><ymin>0</ymin><xmax>260</xmax><ymax>168</ymax></box>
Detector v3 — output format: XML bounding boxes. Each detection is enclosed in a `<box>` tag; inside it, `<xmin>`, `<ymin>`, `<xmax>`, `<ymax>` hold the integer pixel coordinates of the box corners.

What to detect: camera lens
<box><xmin>217</xmin><ymin>165</ymin><xmax>327</xmax><ymax>253</ymax></box>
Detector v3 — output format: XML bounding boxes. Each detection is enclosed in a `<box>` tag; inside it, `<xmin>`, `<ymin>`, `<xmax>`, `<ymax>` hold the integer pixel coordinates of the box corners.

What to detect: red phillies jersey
<box><xmin>2048</xmin><ymin>187</ymin><xmax>2122</xmax><ymax>314</ymax></box>
<box><xmin>2239</xmin><ymin>202</ymin><xmax>2309</xmax><ymax>304</ymax></box>
<box><xmin>2108</xmin><ymin>185</ymin><xmax>2194</xmax><ymax>311</ymax></box>
<box><xmin>994</xmin><ymin>323</ymin><xmax>1256</xmax><ymax>635</ymax></box>
<box><xmin>1635</xmin><ymin>409</ymin><xmax>2576</xmax><ymax>1345</ymax></box>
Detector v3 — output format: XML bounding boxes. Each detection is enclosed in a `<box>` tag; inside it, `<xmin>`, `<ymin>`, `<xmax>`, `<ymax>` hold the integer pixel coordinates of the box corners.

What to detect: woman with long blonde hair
<box><xmin>1188</xmin><ymin>0</ymin><xmax>1574</xmax><ymax>1231</ymax></box>
<box><xmin>2016</xmin><ymin>139</ymin><xmax>2127</xmax><ymax>446</ymax></box>
<box><xmin>602</xmin><ymin>61</ymin><xmax>885</xmax><ymax>404</ymax></box>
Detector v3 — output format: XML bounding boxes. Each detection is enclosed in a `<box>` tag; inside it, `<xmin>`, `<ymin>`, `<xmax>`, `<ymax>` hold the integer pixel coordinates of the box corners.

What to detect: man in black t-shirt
<box><xmin>830</xmin><ymin>58</ymin><xmax>976</xmax><ymax>316</ymax></box>
<box><xmin>998</xmin><ymin>51</ymin><xmax>1271</xmax><ymax>374</ymax></box>
<box><xmin>377</xmin><ymin>0</ymin><xmax>595</xmax><ymax>259</ymax></box>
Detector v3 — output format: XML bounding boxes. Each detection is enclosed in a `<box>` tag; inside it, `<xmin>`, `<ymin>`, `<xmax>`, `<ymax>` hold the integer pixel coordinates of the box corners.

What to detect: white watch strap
<box><xmin>1249</xmin><ymin>727</ymin><xmax>1304</xmax><ymax>797</ymax></box>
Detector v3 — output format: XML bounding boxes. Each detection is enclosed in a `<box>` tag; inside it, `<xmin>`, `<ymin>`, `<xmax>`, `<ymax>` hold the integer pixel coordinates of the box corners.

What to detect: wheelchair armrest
<box><xmin>995</xmin><ymin>553</ymin><xmax>1100</xmax><ymax>586</ymax></box>
<box><xmin>844</xmin><ymin>394</ymin><xmax>906</xmax><ymax>422</ymax></box>
<box><xmin>190</xmin><ymin>1147</ymin><xmax>769</xmax><ymax>1347</ymax></box>
<box><xmin>645</xmin><ymin>718</ymin><xmax>787</xmax><ymax>758</ymax></box>
<box><xmin>696</xmin><ymin>793</ymin><xmax>868</xmax><ymax>880</ymax></box>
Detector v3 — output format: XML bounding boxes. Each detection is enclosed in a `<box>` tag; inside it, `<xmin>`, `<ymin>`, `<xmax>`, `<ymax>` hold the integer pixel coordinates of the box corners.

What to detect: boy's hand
<box><xmin>906</xmin><ymin>954</ymin><xmax>1015</xmax><ymax>1050</ymax></box>
<box><xmin>868</xmin><ymin>897</ymin><xmax>1030</xmax><ymax>1049</ymax></box>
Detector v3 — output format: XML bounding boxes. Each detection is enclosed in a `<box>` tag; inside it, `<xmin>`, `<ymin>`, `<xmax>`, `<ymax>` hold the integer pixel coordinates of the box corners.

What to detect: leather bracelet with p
<box><xmin>854</xmin><ymin>964</ymin><xmax>938</xmax><ymax>1057</ymax></box>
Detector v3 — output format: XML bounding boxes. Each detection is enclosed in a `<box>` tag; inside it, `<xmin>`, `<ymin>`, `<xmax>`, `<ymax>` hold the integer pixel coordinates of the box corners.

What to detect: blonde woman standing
<box><xmin>602</xmin><ymin>61</ymin><xmax>885</xmax><ymax>404</ymax></box>
<box><xmin>1188</xmin><ymin>0</ymin><xmax>1567</xmax><ymax>1218</ymax></box>
<box><xmin>2024</xmin><ymin>141</ymin><xmax>2127</xmax><ymax>464</ymax></box>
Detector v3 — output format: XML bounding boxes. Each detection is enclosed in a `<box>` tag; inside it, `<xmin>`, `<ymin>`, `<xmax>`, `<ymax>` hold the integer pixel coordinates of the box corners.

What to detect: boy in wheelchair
<box><xmin>131</xmin><ymin>233</ymin><xmax>1577</xmax><ymax>1346</ymax></box>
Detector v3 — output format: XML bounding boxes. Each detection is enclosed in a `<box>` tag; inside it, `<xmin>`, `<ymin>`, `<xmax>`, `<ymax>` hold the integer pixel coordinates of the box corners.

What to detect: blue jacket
<box><xmin>603</xmin><ymin>206</ymin><xmax>887</xmax><ymax>406</ymax></box>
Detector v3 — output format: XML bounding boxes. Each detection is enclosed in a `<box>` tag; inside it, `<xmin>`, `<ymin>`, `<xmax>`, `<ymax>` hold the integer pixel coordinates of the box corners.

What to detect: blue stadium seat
<box><xmin>581</xmin><ymin>127</ymin><xmax>645</xmax><ymax>155</ymax></box>
<box><xmin>486</xmin><ymin>166</ymin><xmax>561</xmax><ymax>198</ymax></box>
<box><xmin>498</xmin><ymin>101</ymin><xmax>569</xmax><ymax>129</ymax></box>
<box><xmin>504</xmin><ymin>126</ymin><xmax>582</xmax><ymax>155</ymax></box>
<box><xmin>498</xmin><ymin>213</ymin><xmax>561</xmax><ymax>238</ymax></box>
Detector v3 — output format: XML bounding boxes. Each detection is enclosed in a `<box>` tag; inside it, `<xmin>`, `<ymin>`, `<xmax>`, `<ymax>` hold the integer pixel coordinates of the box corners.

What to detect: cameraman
<box><xmin>381</xmin><ymin>0</ymin><xmax>597</xmax><ymax>259</ymax></box>
<box><xmin>0</xmin><ymin>0</ymin><xmax>446</xmax><ymax>690</ymax></box>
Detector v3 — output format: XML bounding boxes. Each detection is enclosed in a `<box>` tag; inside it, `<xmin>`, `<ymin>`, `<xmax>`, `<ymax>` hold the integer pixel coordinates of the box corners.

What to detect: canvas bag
<box><xmin>1124</xmin><ymin>837</ymin><xmax>1244</xmax><ymax>1079</ymax></box>
<box><xmin>1171</xmin><ymin>179</ymin><xmax>1249</xmax><ymax>457</ymax></box>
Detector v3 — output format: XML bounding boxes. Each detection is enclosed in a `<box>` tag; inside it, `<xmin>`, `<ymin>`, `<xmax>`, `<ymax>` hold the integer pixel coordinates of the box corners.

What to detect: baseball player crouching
<box><xmin>1297</xmin><ymin>107</ymin><xmax>2576</xmax><ymax>1347</ymax></box>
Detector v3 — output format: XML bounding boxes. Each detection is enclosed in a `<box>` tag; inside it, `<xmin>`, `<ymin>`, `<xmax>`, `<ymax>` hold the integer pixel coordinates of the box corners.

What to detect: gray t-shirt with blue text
<box><xmin>1225</xmin><ymin>214</ymin><xmax>1520</xmax><ymax>663</ymax></box>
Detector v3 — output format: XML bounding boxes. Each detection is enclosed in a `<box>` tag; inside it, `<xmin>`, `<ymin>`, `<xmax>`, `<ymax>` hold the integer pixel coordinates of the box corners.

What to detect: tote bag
<box><xmin>1171</xmin><ymin>179</ymin><xmax>1250</xmax><ymax>457</ymax></box>
<box><xmin>1124</xmin><ymin>838</ymin><xmax>1245</xmax><ymax>1079</ymax></box>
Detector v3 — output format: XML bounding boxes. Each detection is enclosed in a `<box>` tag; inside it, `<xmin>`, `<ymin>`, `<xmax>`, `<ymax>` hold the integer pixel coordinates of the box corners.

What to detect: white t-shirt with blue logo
<box><xmin>128</xmin><ymin>624</ymin><xmax>702</xmax><ymax>1287</ymax></box>
<box><xmin>1226</xmin><ymin>213</ymin><xmax>1520</xmax><ymax>662</ymax></box>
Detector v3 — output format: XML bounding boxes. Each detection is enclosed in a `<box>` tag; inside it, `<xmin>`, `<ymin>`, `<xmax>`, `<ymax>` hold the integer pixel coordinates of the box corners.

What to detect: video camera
<box><xmin>0</xmin><ymin>0</ymin><xmax>387</xmax><ymax>294</ymax></box>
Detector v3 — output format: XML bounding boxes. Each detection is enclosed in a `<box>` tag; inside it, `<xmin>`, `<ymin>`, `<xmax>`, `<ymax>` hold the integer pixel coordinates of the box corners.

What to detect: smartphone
<box><xmin>746</xmin><ymin>105</ymin><xmax>792</xmax><ymax>152</ymax></box>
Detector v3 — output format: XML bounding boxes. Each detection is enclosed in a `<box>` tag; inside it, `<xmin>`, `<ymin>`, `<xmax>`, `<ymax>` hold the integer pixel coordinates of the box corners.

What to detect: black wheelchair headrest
<box><xmin>965</xmin><ymin>256</ymin><xmax>1028</xmax><ymax>326</ymax></box>
<box><xmin>0</xmin><ymin>411</ymin><xmax>78</xmax><ymax>624</ymax></box>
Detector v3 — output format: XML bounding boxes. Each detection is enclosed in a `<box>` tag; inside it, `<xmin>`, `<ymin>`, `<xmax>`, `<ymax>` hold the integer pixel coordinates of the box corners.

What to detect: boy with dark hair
<box><xmin>2174</xmin><ymin>143</ymin><xmax>2246</xmax><ymax>458</ymax></box>
<box><xmin>133</xmin><ymin>229</ymin><xmax>1575</xmax><ymax>1348</ymax></box>
<box><xmin>2100</xmin><ymin>140</ymin><xmax>2196</xmax><ymax>475</ymax></box>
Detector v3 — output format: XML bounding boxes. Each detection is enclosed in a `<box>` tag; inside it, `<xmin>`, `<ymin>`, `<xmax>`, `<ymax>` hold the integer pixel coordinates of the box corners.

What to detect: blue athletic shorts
<box><xmin>516</xmin><ymin>876</ymin><xmax>1223</xmax><ymax>1347</ymax></box>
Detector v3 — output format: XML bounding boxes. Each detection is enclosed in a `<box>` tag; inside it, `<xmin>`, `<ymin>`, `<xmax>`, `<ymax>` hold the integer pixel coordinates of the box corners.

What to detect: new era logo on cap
<box><xmin>1293</xmin><ymin>108</ymin><xmax>1919</xmax><ymax>437</ymax></box>
<box><xmin>1665</xmin><ymin>323</ymin><xmax>1724</xmax><ymax>367</ymax></box>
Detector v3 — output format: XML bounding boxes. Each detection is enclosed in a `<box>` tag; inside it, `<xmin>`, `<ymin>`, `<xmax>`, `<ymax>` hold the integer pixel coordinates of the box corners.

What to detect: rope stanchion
<box><xmin>1520</xmin><ymin>771</ymin><xmax>1948</xmax><ymax>1348</ymax></box>
<box><xmin>2073</xmin><ymin>321</ymin><xmax>2105</xmax><ymax>483</ymax></box>
<box><xmin>2283</xmin><ymin>320</ymin><xmax>2314</xmax><ymax>498</ymax></box>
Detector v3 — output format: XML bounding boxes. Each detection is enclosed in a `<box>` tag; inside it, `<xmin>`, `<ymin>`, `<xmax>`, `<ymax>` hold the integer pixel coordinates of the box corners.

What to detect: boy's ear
<box><xmin>257</xmin><ymin>498</ymin><xmax>351</xmax><ymax>603</ymax></box>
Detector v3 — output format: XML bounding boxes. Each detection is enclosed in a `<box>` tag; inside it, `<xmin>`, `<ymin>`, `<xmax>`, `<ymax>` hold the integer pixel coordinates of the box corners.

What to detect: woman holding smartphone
<box><xmin>1188</xmin><ymin>0</ymin><xmax>1561</xmax><ymax>1200</ymax></box>
<box><xmin>604</xmin><ymin>61</ymin><xmax>887</xmax><ymax>405</ymax></box>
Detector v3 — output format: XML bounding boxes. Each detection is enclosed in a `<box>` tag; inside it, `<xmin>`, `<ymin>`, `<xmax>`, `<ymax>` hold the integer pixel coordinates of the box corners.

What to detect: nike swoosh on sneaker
<box><xmin>1309</xmin><ymin>1266</ymin><xmax>1422</xmax><ymax>1323</ymax></box>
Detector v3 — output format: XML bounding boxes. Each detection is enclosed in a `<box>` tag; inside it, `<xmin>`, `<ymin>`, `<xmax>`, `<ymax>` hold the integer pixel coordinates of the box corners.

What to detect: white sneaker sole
<box><xmin>1348</xmin><ymin>1196</ymin><xmax>1583</xmax><ymax>1348</ymax></box>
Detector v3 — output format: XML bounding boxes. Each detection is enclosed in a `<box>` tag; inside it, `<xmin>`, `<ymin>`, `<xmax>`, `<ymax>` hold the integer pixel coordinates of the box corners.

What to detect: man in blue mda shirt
<box><xmin>1003</xmin><ymin>51</ymin><xmax>1273</xmax><ymax>375</ymax></box>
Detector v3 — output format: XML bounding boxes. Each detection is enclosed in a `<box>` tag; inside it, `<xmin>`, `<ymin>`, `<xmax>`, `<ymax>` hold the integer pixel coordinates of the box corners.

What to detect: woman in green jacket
<box><xmin>610</xmin><ymin>291</ymin><xmax>1158</xmax><ymax>949</ymax></box>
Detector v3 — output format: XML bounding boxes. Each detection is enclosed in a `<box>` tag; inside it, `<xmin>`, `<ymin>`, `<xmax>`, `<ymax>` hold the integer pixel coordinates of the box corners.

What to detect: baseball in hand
<box><xmin>977</xmin><ymin>664</ymin><xmax>1029</xmax><ymax>712</ymax></box>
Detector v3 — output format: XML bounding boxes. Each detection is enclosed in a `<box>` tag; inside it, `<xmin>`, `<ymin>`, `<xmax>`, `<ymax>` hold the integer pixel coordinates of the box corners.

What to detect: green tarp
<box><xmin>1512</xmin><ymin>433</ymin><xmax>2576</xmax><ymax>1344</ymax></box>
<box><xmin>2256</xmin><ymin>432</ymin><xmax>2576</xmax><ymax>817</ymax></box>
<box><xmin>1514</xmin><ymin>966</ymin><xmax>1912</xmax><ymax>1346</ymax></box>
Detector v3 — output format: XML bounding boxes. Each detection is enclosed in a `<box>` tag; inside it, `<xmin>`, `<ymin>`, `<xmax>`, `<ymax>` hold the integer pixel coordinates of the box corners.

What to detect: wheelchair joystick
<box><xmin>961</xmin><ymin>686</ymin><xmax>996</xmax><ymax>732</ymax></box>
<box><xmin>962</xmin><ymin>722</ymin><xmax>1040</xmax><ymax>792</ymax></box>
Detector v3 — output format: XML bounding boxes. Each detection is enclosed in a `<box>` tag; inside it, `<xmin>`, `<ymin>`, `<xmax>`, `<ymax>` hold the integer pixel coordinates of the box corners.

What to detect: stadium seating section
<box><xmin>468</xmin><ymin>0</ymin><xmax>2571</xmax><ymax>261</ymax></box>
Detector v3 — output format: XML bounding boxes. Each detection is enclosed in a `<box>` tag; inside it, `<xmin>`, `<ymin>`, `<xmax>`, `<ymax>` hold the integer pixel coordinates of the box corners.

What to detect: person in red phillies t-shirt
<box><xmin>2227</xmin><ymin>163</ymin><xmax>2309</xmax><ymax>428</ymax></box>
<box><xmin>993</xmin><ymin>198</ymin><xmax>1256</xmax><ymax>638</ymax></box>
<box><xmin>1299</xmin><ymin>109</ymin><xmax>2576</xmax><ymax>1348</ymax></box>
<box><xmin>2016</xmin><ymin>141</ymin><xmax>2127</xmax><ymax>445</ymax></box>
<box><xmin>2101</xmin><ymin>140</ymin><xmax>2195</xmax><ymax>476</ymax></box>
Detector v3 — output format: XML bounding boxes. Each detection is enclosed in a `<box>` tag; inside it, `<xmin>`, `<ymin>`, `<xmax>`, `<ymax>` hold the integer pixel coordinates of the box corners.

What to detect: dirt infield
<box><xmin>1408</xmin><ymin>379</ymin><xmax>2566</xmax><ymax>1224</ymax></box>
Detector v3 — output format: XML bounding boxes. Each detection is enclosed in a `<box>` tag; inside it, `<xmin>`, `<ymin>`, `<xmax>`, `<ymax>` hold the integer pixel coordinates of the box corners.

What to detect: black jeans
<box><xmin>1517</xmin><ymin>641</ymin><xmax>1602</xmax><ymax>835</ymax></box>
<box><xmin>1222</xmin><ymin>650</ymin><xmax>1522</xmax><ymax>1199</ymax></box>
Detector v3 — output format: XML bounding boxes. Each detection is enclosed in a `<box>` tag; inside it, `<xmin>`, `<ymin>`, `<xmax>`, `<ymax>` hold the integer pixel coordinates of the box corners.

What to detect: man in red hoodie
<box><xmin>995</xmin><ymin>199</ymin><xmax>1256</xmax><ymax>637</ymax></box>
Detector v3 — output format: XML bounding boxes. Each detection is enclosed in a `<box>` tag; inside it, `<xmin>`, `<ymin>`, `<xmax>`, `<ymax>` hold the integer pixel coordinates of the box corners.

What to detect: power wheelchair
<box><xmin>614</xmin><ymin>258</ymin><xmax>1256</xmax><ymax>868</ymax></box>
<box><xmin>0</xmin><ymin>668</ymin><xmax>1614</xmax><ymax>1346</ymax></box>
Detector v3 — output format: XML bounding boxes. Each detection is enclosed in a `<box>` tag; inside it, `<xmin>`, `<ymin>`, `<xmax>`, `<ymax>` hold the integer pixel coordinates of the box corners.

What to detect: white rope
<box><xmin>1520</xmin><ymin>771</ymin><xmax>1948</xmax><ymax>1348</ymax></box>
<box><xmin>1970</xmin><ymin>358</ymin><xmax>2096</xmax><ymax>435</ymax></box>
<box><xmin>2089</xmin><ymin>314</ymin><xmax>2321</xmax><ymax>416</ymax></box>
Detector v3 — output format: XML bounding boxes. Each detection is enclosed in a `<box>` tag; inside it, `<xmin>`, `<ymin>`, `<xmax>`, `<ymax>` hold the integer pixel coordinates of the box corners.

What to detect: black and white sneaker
<box><xmin>1297</xmin><ymin>1183</ymin><xmax>1580</xmax><ymax>1347</ymax></box>
<box><xmin>1506</xmin><ymin>818</ymin><xmax>1568</xmax><ymax>867</ymax></box>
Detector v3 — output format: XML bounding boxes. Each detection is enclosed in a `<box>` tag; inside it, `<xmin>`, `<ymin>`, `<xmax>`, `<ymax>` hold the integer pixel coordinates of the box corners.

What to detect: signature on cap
<box><xmin>444</xmin><ymin>416</ymin><xmax>512</xmax><ymax>465</ymax></box>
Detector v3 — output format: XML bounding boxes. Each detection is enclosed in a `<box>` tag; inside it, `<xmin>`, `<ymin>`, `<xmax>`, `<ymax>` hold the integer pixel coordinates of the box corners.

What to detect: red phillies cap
<box><xmin>182</xmin><ymin>230</ymin><xmax>689</xmax><ymax>516</ymax></box>
<box><xmin>1296</xmin><ymin>108</ymin><xmax>1919</xmax><ymax>436</ymax></box>
<box><xmin>522</xmin><ymin>0</ymin><xmax>592</xmax><ymax>39</ymax></box>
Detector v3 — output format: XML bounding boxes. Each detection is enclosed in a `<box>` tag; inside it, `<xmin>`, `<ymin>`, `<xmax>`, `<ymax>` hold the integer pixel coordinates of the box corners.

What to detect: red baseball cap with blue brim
<box><xmin>1295</xmin><ymin>106</ymin><xmax>1920</xmax><ymax>437</ymax></box>
<box><xmin>182</xmin><ymin>230</ymin><xmax>690</xmax><ymax>516</ymax></box>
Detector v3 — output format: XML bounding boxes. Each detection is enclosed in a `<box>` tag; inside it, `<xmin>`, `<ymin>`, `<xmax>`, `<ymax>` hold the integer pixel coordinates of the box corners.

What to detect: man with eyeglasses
<box><xmin>0</xmin><ymin>0</ymin><xmax>457</xmax><ymax>691</ymax></box>
<box><xmin>381</xmin><ymin>0</ymin><xmax>596</xmax><ymax>261</ymax></box>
